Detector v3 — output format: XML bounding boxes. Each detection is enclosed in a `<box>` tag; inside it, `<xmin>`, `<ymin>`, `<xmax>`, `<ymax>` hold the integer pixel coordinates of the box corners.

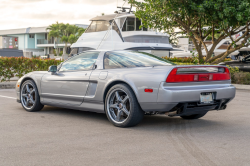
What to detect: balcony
<box><xmin>37</xmin><ymin>39</ymin><xmax>48</xmax><ymax>44</ymax></box>
<box><xmin>37</xmin><ymin>39</ymin><xmax>64</xmax><ymax>45</ymax></box>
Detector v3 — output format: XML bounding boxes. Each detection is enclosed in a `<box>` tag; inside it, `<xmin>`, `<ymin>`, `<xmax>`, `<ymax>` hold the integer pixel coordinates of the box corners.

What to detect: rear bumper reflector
<box><xmin>145</xmin><ymin>89</ymin><xmax>153</xmax><ymax>93</ymax></box>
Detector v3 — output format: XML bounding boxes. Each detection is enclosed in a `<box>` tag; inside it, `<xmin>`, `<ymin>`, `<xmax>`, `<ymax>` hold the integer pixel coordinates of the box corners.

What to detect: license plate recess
<box><xmin>200</xmin><ymin>92</ymin><xmax>214</xmax><ymax>104</ymax></box>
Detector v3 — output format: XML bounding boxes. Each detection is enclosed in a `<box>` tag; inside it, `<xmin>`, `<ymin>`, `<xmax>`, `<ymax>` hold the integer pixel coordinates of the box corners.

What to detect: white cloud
<box><xmin>0</xmin><ymin>0</ymin><xmax>130</xmax><ymax>30</ymax></box>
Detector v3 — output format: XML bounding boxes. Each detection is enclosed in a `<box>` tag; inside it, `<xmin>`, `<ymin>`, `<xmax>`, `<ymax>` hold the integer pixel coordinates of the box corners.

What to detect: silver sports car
<box><xmin>16</xmin><ymin>51</ymin><xmax>236</xmax><ymax>127</ymax></box>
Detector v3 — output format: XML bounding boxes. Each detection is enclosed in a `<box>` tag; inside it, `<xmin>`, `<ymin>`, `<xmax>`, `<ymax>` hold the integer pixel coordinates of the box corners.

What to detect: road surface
<box><xmin>0</xmin><ymin>89</ymin><xmax>249</xmax><ymax>166</ymax></box>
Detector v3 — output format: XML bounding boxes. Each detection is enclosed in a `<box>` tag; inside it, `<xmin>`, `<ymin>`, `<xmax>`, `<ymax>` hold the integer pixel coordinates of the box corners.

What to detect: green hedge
<box><xmin>172</xmin><ymin>62</ymin><xmax>250</xmax><ymax>84</ymax></box>
<box><xmin>1</xmin><ymin>57</ymin><xmax>249</xmax><ymax>85</ymax></box>
<box><xmin>232</xmin><ymin>72</ymin><xmax>250</xmax><ymax>85</ymax></box>
<box><xmin>163</xmin><ymin>57</ymin><xmax>232</xmax><ymax>63</ymax></box>
<box><xmin>0</xmin><ymin>57</ymin><xmax>62</xmax><ymax>82</ymax></box>
<box><xmin>164</xmin><ymin>57</ymin><xmax>195</xmax><ymax>63</ymax></box>
<box><xmin>174</xmin><ymin>62</ymin><xmax>196</xmax><ymax>65</ymax></box>
<box><xmin>227</xmin><ymin>66</ymin><xmax>250</xmax><ymax>85</ymax></box>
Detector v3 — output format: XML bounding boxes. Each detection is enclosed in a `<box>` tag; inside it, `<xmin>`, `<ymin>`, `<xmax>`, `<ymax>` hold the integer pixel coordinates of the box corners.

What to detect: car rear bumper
<box><xmin>140</xmin><ymin>83</ymin><xmax>236</xmax><ymax>113</ymax></box>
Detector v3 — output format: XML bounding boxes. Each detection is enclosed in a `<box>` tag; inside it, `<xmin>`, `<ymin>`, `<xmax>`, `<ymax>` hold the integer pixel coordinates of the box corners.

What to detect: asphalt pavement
<box><xmin>0</xmin><ymin>89</ymin><xmax>250</xmax><ymax>166</ymax></box>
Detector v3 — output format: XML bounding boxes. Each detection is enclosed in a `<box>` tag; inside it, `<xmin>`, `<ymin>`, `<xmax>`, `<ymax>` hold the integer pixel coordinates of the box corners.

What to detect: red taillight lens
<box><xmin>166</xmin><ymin>67</ymin><xmax>230</xmax><ymax>83</ymax></box>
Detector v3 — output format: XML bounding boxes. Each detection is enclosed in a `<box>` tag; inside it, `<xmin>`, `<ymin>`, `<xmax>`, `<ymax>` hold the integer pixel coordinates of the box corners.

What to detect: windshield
<box><xmin>104</xmin><ymin>51</ymin><xmax>174</xmax><ymax>69</ymax></box>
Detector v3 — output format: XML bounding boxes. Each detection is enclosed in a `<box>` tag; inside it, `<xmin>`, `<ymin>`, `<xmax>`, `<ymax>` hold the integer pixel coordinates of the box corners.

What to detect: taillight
<box><xmin>166</xmin><ymin>67</ymin><xmax>230</xmax><ymax>83</ymax></box>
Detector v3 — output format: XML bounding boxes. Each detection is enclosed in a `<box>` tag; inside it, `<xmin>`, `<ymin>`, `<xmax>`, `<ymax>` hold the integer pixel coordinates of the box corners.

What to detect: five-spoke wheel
<box><xmin>105</xmin><ymin>84</ymin><xmax>144</xmax><ymax>127</ymax></box>
<box><xmin>107</xmin><ymin>90</ymin><xmax>131</xmax><ymax>124</ymax></box>
<box><xmin>21</xmin><ymin>83</ymin><xmax>36</xmax><ymax>109</ymax></box>
<box><xmin>20</xmin><ymin>80</ymin><xmax>44</xmax><ymax>112</ymax></box>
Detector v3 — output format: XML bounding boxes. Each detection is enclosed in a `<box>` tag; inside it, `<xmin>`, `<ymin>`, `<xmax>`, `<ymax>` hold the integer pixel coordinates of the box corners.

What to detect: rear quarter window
<box><xmin>104</xmin><ymin>51</ymin><xmax>174</xmax><ymax>69</ymax></box>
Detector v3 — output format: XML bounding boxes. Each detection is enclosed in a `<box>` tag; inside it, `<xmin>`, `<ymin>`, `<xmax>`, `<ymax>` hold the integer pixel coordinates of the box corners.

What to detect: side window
<box><xmin>59</xmin><ymin>52</ymin><xmax>100</xmax><ymax>72</ymax></box>
<box><xmin>104</xmin><ymin>53</ymin><xmax>126</xmax><ymax>69</ymax></box>
<box><xmin>104</xmin><ymin>51</ymin><xmax>172</xmax><ymax>69</ymax></box>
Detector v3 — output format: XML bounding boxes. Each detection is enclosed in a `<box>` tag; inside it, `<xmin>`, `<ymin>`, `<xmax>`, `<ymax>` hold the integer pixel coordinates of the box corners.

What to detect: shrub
<box><xmin>174</xmin><ymin>62</ymin><xmax>195</xmax><ymax>65</ymax></box>
<box><xmin>164</xmin><ymin>57</ymin><xmax>195</xmax><ymax>63</ymax></box>
<box><xmin>53</xmin><ymin>49</ymin><xmax>57</xmax><ymax>56</ymax></box>
<box><xmin>0</xmin><ymin>57</ymin><xmax>62</xmax><ymax>82</ymax></box>
<box><xmin>221</xmin><ymin>66</ymin><xmax>250</xmax><ymax>85</ymax></box>
<box><xmin>163</xmin><ymin>56</ymin><xmax>231</xmax><ymax>64</ymax></box>
<box><xmin>224</xmin><ymin>58</ymin><xmax>232</xmax><ymax>62</ymax></box>
<box><xmin>59</xmin><ymin>51</ymin><xmax>63</xmax><ymax>56</ymax></box>
<box><xmin>227</xmin><ymin>66</ymin><xmax>240</xmax><ymax>84</ymax></box>
<box><xmin>232</xmin><ymin>72</ymin><xmax>250</xmax><ymax>85</ymax></box>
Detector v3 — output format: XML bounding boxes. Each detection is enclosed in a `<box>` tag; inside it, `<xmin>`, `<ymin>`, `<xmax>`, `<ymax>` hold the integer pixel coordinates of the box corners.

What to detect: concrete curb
<box><xmin>232</xmin><ymin>84</ymin><xmax>250</xmax><ymax>90</ymax></box>
<box><xmin>0</xmin><ymin>82</ymin><xmax>17</xmax><ymax>89</ymax></box>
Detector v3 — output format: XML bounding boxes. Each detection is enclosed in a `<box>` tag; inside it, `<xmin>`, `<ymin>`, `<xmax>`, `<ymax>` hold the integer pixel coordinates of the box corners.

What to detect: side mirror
<box><xmin>48</xmin><ymin>65</ymin><xmax>57</xmax><ymax>75</ymax></box>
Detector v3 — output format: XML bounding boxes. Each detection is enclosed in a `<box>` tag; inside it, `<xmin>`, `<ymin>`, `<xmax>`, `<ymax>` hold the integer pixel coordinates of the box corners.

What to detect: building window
<box><xmin>29</xmin><ymin>34</ymin><xmax>34</xmax><ymax>38</ymax></box>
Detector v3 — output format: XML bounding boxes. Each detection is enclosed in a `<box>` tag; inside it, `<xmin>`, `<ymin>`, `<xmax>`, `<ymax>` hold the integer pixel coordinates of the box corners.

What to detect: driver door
<box><xmin>41</xmin><ymin>51</ymin><xmax>100</xmax><ymax>106</ymax></box>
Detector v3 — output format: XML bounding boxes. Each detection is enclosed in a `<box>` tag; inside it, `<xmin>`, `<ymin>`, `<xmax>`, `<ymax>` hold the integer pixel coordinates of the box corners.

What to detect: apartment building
<box><xmin>0</xmin><ymin>24</ymin><xmax>88</xmax><ymax>57</ymax></box>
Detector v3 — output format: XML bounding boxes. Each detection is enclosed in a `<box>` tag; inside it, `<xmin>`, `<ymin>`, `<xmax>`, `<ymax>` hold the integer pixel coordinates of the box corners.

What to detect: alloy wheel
<box><xmin>107</xmin><ymin>89</ymin><xmax>131</xmax><ymax>124</ymax></box>
<box><xmin>21</xmin><ymin>83</ymin><xmax>36</xmax><ymax>110</ymax></box>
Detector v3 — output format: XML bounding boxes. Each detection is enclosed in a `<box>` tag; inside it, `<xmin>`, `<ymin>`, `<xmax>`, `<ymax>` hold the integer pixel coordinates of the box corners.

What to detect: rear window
<box><xmin>104</xmin><ymin>51</ymin><xmax>174</xmax><ymax>69</ymax></box>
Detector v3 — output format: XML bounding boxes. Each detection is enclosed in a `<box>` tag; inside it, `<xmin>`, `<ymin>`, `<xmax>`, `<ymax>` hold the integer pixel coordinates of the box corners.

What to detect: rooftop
<box><xmin>0</xmin><ymin>24</ymin><xmax>89</xmax><ymax>36</ymax></box>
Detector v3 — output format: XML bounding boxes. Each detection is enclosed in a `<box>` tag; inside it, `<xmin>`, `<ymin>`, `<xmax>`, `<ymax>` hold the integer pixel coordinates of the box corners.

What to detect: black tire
<box><xmin>181</xmin><ymin>112</ymin><xmax>207</xmax><ymax>120</ymax></box>
<box><xmin>20</xmin><ymin>80</ymin><xmax>44</xmax><ymax>112</ymax></box>
<box><xmin>105</xmin><ymin>84</ymin><xmax>144</xmax><ymax>127</ymax></box>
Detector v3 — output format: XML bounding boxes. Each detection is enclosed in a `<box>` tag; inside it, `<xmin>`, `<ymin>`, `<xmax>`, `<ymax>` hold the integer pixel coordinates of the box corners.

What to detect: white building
<box><xmin>0</xmin><ymin>24</ymin><xmax>88</xmax><ymax>57</ymax></box>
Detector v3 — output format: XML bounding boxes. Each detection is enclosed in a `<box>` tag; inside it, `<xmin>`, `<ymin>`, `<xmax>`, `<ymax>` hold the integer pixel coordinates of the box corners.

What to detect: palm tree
<box><xmin>61</xmin><ymin>24</ymin><xmax>85</xmax><ymax>54</ymax></box>
<box><xmin>46</xmin><ymin>22</ymin><xmax>60</xmax><ymax>56</ymax></box>
<box><xmin>60</xmin><ymin>23</ymin><xmax>70</xmax><ymax>54</ymax></box>
<box><xmin>47</xmin><ymin>22</ymin><xmax>86</xmax><ymax>55</ymax></box>
<box><xmin>68</xmin><ymin>34</ymin><xmax>78</xmax><ymax>45</ymax></box>
<box><xmin>77</xmin><ymin>27</ymin><xmax>85</xmax><ymax>38</ymax></box>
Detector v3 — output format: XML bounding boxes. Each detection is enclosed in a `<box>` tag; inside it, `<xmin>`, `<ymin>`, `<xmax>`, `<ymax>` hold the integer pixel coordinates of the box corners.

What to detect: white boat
<box><xmin>71</xmin><ymin>12</ymin><xmax>174</xmax><ymax>58</ymax></box>
<box><xmin>171</xmin><ymin>31</ymin><xmax>249</xmax><ymax>59</ymax></box>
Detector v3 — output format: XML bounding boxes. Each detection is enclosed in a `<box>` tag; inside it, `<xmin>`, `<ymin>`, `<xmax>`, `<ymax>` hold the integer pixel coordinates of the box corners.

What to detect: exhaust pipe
<box><xmin>219</xmin><ymin>105</ymin><xmax>227</xmax><ymax>110</ymax></box>
<box><xmin>165</xmin><ymin>111</ymin><xmax>177</xmax><ymax>117</ymax></box>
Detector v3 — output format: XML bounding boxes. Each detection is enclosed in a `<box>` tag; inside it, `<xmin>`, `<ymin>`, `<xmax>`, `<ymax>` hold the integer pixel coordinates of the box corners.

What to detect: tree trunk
<box><xmin>63</xmin><ymin>42</ymin><xmax>68</xmax><ymax>55</ymax></box>
<box><xmin>55</xmin><ymin>38</ymin><xmax>59</xmax><ymax>56</ymax></box>
<box><xmin>211</xmin><ymin>52</ymin><xmax>230</xmax><ymax>64</ymax></box>
<box><xmin>190</xmin><ymin>37</ymin><xmax>203</xmax><ymax>64</ymax></box>
<box><xmin>198</xmin><ymin>44</ymin><xmax>204</xmax><ymax>64</ymax></box>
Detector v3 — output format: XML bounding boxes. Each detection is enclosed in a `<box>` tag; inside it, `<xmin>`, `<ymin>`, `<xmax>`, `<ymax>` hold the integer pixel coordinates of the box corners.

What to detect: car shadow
<box><xmin>135</xmin><ymin>114</ymin><xmax>224</xmax><ymax>131</ymax></box>
<box><xmin>36</xmin><ymin>106</ymin><xmax>224</xmax><ymax>132</ymax></box>
<box><xmin>38</xmin><ymin>105</ymin><xmax>109</xmax><ymax>123</ymax></box>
